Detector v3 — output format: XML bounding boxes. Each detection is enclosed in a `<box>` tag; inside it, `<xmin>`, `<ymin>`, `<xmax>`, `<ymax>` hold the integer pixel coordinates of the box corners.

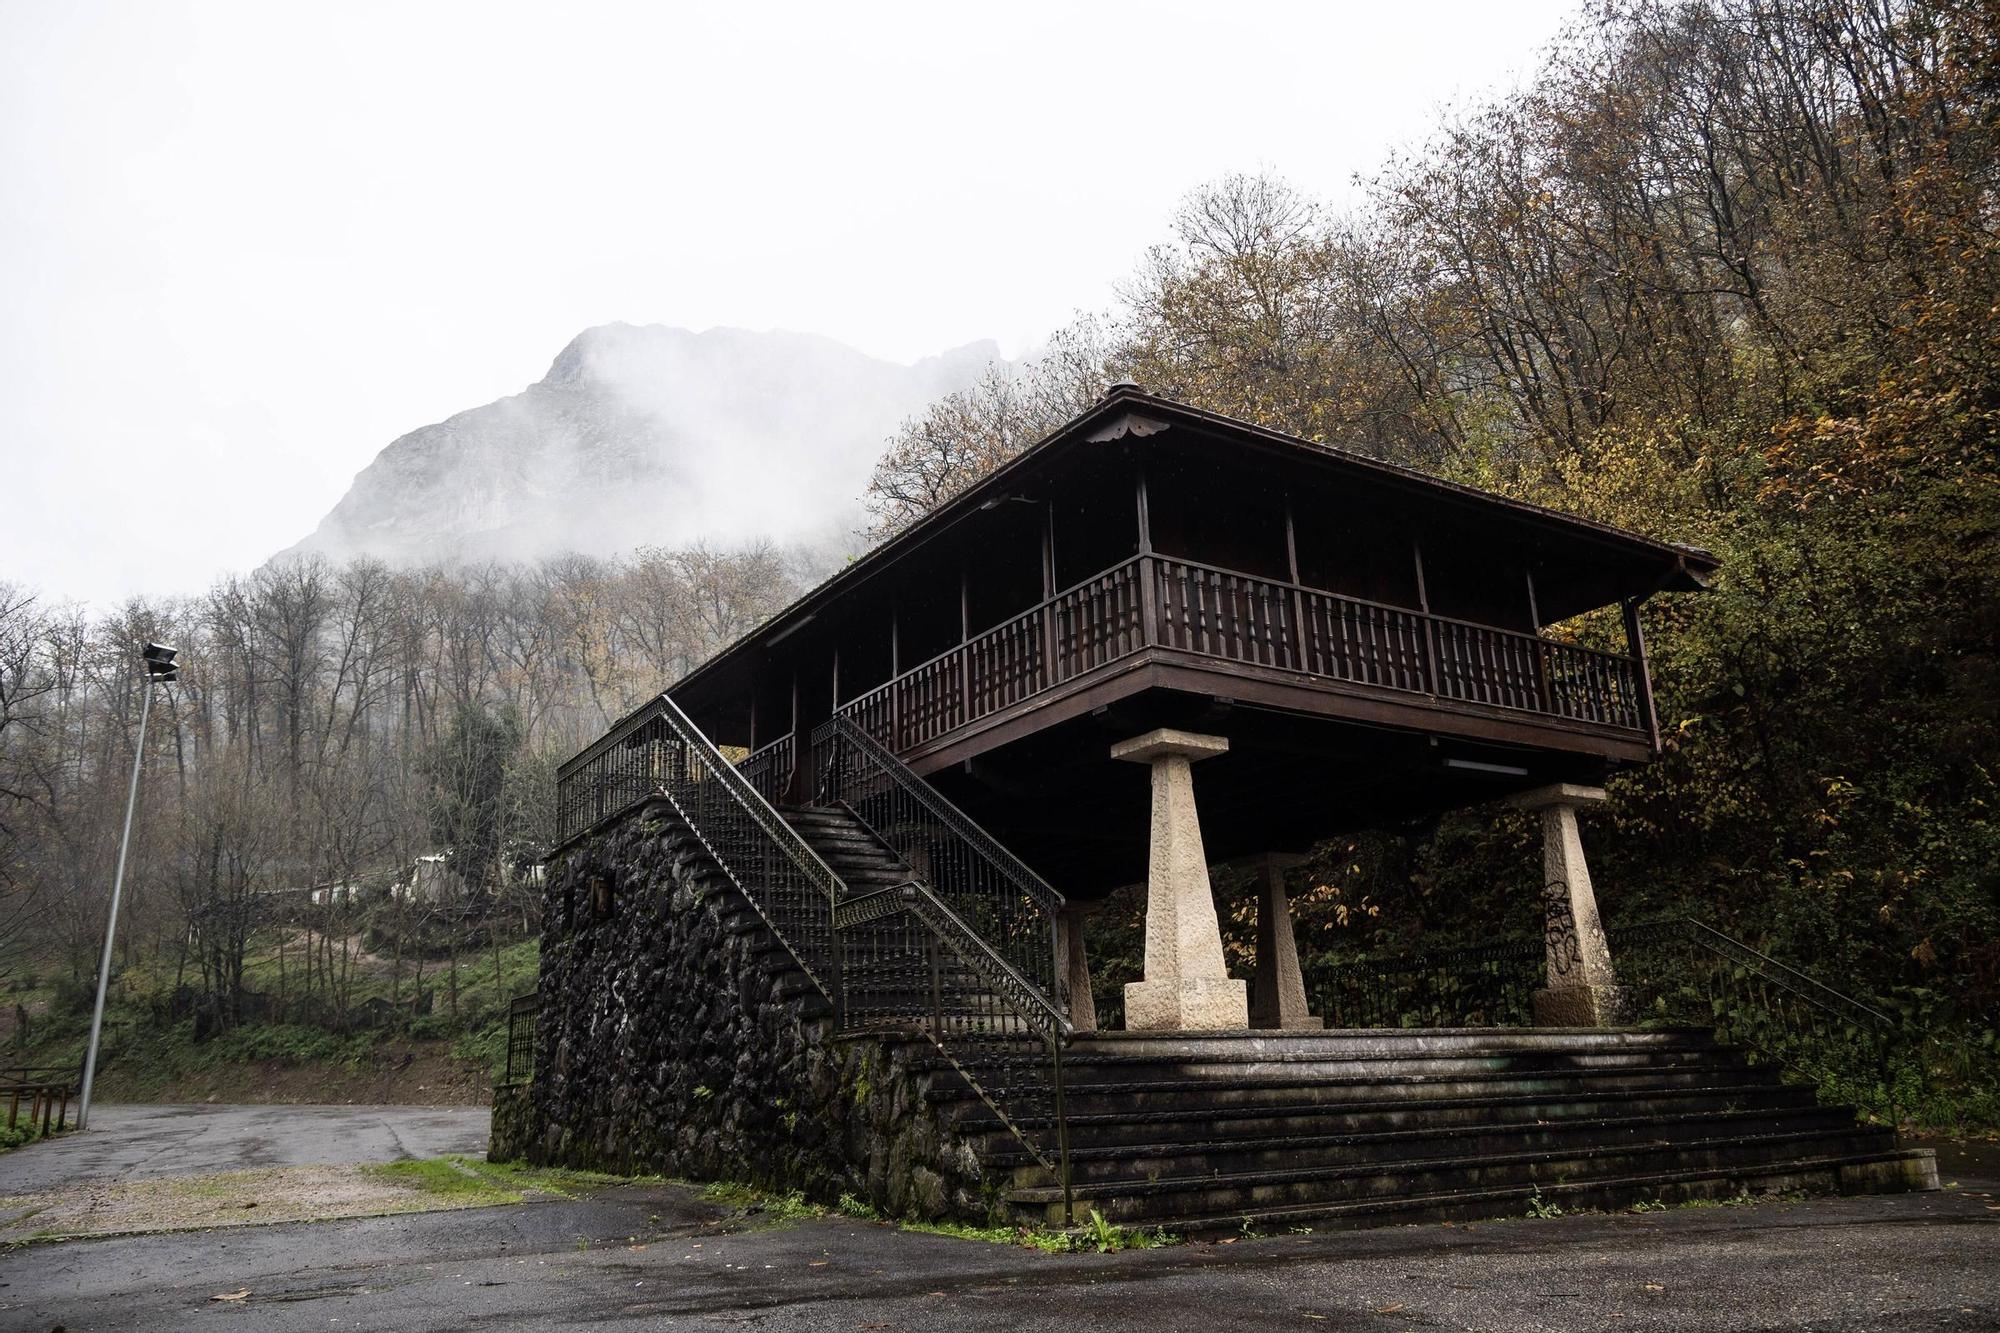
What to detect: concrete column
<box><xmin>1057</xmin><ymin>904</ymin><xmax>1098</xmax><ymax>1033</ymax></box>
<box><xmin>1509</xmin><ymin>783</ymin><xmax>1625</xmax><ymax>1026</ymax></box>
<box><xmin>1249</xmin><ymin>855</ymin><xmax>1322</xmax><ymax>1030</ymax></box>
<box><xmin>1111</xmin><ymin>729</ymin><xmax>1248</xmax><ymax>1031</ymax></box>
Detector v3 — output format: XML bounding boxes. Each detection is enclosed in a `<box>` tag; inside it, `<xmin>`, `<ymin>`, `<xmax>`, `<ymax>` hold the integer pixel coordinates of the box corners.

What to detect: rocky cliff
<box><xmin>282</xmin><ymin>324</ymin><xmax>999</xmax><ymax>567</ymax></box>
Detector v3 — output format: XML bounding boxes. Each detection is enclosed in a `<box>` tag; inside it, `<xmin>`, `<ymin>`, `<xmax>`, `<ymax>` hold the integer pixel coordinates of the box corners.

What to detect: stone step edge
<box><xmin>1058</xmin><ymin>1036</ymin><xmax>1726</xmax><ymax>1064</ymax></box>
<box><xmin>934</xmin><ymin>1063</ymin><xmax>1774</xmax><ymax>1104</ymax></box>
<box><xmin>1002</xmin><ymin>1124</ymin><xmax>1893</xmax><ymax>1204</ymax></box>
<box><xmin>955</xmin><ymin>1081</ymin><xmax>1815</xmax><ymax>1134</ymax></box>
<box><xmin>1105</xmin><ymin>1148</ymin><xmax>1937</xmax><ymax>1234</ymax></box>
<box><xmin>983</xmin><ymin>1104</ymin><xmax>1861</xmax><ymax>1169</ymax></box>
<box><xmin>1055</xmin><ymin>1048</ymin><xmax>1732</xmax><ymax>1072</ymax></box>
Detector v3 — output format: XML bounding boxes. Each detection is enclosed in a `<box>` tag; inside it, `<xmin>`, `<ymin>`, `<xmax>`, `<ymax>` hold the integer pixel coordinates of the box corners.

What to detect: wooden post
<box><xmin>1041</xmin><ymin>502</ymin><xmax>1059</xmax><ymax>683</ymax></box>
<box><xmin>1136</xmin><ymin>461</ymin><xmax>1158</xmax><ymax>648</ymax></box>
<box><xmin>1412</xmin><ymin>537</ymin><xmax>1439</xmax><ymax>694</ymax></box>
<box><xmin>889</xmin><ymin>598</ymin><xmax>901</xmax><ymax>751</ymax></box>
<box><xmin>1525</xmin><ymin>567</ymin><xmax>1547</xmax><ymax>710</ymax></box>
<box><xmin>1622</xmin><ymin>598</ymin><xmax>1662</xmax><ymax>753</ymax></box>
<box><xmin>1283</xmin><ymin>490</ymin><xmax>1307</xmax><ymax>671</ymax></box>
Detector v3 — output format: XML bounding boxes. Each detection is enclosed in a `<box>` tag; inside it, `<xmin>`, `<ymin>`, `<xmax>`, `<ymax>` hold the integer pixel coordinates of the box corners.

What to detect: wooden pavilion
<box><xmin>662</xmin><ymin>383</ymin><xmax>1718</xmax><ymax>1031</ymax></box>
<box><xmin>519</xmin><ymin>384</ymin><xmax>1937</xmax><ymax>1231</ymax></box>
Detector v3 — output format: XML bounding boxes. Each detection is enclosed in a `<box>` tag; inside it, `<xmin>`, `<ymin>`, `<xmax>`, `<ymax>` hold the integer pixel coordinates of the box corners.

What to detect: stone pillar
<box><xmin>1509</xmin><ymin>783</ymin><xmax>1625</xmax><ymax>1027</ymax></box>
<box><xmin>1111</xmin><ymin>729</ymin><xmax>1248</xmax><ymax>1031</ymax></box>
<box><xmin>1249</xmin><ymin>856</ymin><xmax>1323</xmax><ymax>1030</ymax></box>
<box><xmin>1057</xmin><ymin>904</ymin><xmax>1098</xmax><ymax>1033</ymax></box>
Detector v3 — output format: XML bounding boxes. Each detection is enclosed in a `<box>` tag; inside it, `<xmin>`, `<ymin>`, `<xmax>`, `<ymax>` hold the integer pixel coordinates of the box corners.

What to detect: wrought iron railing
<box><xmin>813</xmin><ymin>714</ymin><xmax>1067</xmax><ymax>1015</ymax></box>
<box><xmin>553</xmin><ymin>698</ymin><xmax>1075</xmax><ymax>1219</ymax></box>
<box><xmin>835</xmin><ymin>878</ymin><xmax>1073</xmax><ymax>1209</ymax></box>
<box><xmin>813</xmin><ymin>714</ymin><xmax>1073</xmax><ymax>1217</ymax></box>
<box><xmin>1309</xmin><ymin>936</ymin><xmax>1544</xmax><ymax>1029</ymax></box>
<box><xmin>1308</xmin><ymin>918</ymin><xmax>1916</xmax><ymax>1130</ymax></box>
<box><xmin>1617</xmin><ymin>919</ymin><xmax>1908</xmax><ymax>1131</ymax></box>
<box><xmin>836</xmin><ymin>554</ymin><xmax>1645</xmax><ymax>753</ymax></box>
<box><xmin>503</xmin><ymin>990</ymin><xmax>538</xmax><ymax>1085</ymax></box>
<box><xmin>738</xmin><ymin>733</ymin><xmax>796</xmax><ymax>805</ymax></box>
<box><xmin>553</xmin><ymin>693</ymin><xmax>843</xmax><ymax>998</ymax></box>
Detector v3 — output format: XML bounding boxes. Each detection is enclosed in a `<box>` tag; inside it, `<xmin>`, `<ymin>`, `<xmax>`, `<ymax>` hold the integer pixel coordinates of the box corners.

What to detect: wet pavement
<box><xmin>0</xmin><ymin>1104</ymin><xmax>490</xmax><ymax>1193</ymax></box>
<box><xmin>2</xmin><ymin>1114</ymin><xmax>1994</xmax><ymax>1330</ymax></box>
<box><xmin>4</xmin><ymin>1175</ymin><xmax>1997</xmax><ymax>1332</ymax></box>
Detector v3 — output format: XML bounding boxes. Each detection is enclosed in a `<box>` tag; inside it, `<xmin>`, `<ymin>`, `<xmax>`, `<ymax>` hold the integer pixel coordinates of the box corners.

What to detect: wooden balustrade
<box><xmin>835</xmin><ymin>555</ymin><xmax>1645</xmax><ymax>753</ymax></box>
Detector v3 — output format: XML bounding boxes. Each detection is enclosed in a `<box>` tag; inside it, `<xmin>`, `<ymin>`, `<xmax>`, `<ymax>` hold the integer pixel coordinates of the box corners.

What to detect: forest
<box><xmin>2</xmin><ymin>0</ymin><xmax>1994</xmax><ymax>1117</ymax></box>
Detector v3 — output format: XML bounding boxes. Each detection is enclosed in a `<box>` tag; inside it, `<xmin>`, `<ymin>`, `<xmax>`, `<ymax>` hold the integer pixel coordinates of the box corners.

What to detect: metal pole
<box><xmin>78</xmin><ymin>671</ymin><xmax>153</xmax><ymax>1130</ymax></box>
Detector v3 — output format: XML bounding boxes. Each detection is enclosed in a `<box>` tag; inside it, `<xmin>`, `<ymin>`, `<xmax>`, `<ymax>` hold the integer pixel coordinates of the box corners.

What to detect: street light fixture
<box><xmin>77</xmin><ymin>642</ymin><xmax>177</xmax><ymax>1130</ymax></box>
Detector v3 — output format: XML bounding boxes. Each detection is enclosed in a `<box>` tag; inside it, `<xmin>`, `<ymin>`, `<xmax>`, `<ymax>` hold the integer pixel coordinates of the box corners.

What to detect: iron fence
<box><xmin>1309</xmin><ymin>919</ymin><xmax>1924</xmax><ymax>1130</ymax></box>
<box><xmin>503</xmin><ymin>990</ymin><xmax>538</xmax><ymax>1085</ymax></box>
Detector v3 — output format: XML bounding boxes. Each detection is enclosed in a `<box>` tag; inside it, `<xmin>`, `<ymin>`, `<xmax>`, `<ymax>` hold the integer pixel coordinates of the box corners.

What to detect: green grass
<box><xmin>5</xmin><ymin>930</ymin><xmax>543</xmax><ymax>1099</ymax></box>
<box><xmin>365</xmin><ymin>1154</ymin><xmax>646</xmax><ymax>1206</ymax></box>
<box><xmin>699</xmin><ymin>1180</ymin><xmax>819</xmax><ymax>1225</ymax></box>
<box><xmin>365</xmin><ymin>1157</ymin><xmax>522</xmax><ymax>1203</ymax></box>
<box><xmin>0</xmin><ymin>1121</ymin><xmax>67</xmax><ymax>1154</ymax></box>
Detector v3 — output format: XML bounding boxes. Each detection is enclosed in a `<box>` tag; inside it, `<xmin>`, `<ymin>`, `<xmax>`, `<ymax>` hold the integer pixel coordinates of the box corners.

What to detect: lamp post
<box><xmin>77</xmin><ymin>642</ymin><xmax>177</xmax><ymax>1130</ymax></box>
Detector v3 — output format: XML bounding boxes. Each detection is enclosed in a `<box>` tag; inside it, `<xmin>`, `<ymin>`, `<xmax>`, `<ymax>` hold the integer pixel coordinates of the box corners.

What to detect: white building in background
<box><xmin>306</xmin><ymin>880</ymin><xmax>364</xmax><ymax>906</ymax></box>
<box><xmin>393</xmin><ymin>853</ymin><xmax>465</xmax><ymax>904</ymax></box>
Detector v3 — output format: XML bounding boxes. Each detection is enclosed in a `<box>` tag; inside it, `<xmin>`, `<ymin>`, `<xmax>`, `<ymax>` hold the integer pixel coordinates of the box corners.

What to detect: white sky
<box><xmin>0</xmin><ymin>0</ymin><xmax>1578</xmax><ymax>607</ymax></box>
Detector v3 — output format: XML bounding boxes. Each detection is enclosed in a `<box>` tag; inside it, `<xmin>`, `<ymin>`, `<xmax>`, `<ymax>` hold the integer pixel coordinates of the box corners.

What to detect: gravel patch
<box><xmin>0</xmin><ymin>1161</ymin><xmax>514</xmax><ymax>1242</ymax></box>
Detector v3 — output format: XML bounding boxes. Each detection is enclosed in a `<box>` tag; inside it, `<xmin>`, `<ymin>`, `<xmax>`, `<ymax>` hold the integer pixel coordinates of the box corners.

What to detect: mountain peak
<box><xmin>281</xmin><ymin>325</ymin><xmax>1004</xmax><ymax>570</ymax></box>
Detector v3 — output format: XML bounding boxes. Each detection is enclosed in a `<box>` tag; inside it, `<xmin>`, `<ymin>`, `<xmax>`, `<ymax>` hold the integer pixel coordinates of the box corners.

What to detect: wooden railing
<box><xmin>837</xmin><ymin>555</ymin><xmax>1645</xmax><ymax>751</ymax></box>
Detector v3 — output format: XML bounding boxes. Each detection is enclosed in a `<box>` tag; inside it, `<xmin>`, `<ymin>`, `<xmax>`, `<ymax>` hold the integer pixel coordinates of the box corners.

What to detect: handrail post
<box><xmin>1052</xmin><ymin>1035</ymin><xmax>1074</xmax><ymax>1227</ymax></box>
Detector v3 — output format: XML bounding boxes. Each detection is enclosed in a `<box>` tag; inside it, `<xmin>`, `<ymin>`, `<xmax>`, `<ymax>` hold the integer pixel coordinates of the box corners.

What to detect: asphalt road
<box><xmin>0</xmin><ymin>1104</ymin><xmax>491</xmax><ymax>1193</ymax></box>
<box><xmin>4</xmin><ymin>1174</ymin><xmax>1997</xmax><ymax>1332</ymax></box>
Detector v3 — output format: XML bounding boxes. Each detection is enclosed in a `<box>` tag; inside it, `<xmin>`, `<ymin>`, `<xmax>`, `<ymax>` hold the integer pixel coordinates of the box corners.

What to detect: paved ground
<box><xmin>1</xmin><ymin>1111</ymin><xmax>1993</xmax><ymax>1331</ymax></box>
<box><xmin>3</xmin><ymin>1170</ymin><xmax>1996</xmax><ymax>1331</ymax></box>
<box><xmin>0</xmin><ymin>1104</ymin><xmax>491</xmax><ymax>1193</ymax></box>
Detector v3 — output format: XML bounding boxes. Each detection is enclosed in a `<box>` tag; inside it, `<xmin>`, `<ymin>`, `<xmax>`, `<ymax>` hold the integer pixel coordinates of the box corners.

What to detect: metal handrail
<box><xmin>551</xmin><ymin>697</ymin><xmax>1076</xmax><ymax>1219</ymax></box>
<box><xmin>811</xmin><ymin>716</ymin><xmax>1074</xmax><ymax>1220</ymax></box>
<box><xmin>815</xmin><ymin>715</ymin><xmax>1065</xmax><ymax>918</ymax></box>
<box><xmin>1623</xmin><ymin>918</ymin><xmax>1907</xmax><ymax>1132</ymax></box>
<box><xmin>1310</xmin><ymin>918</ymin><xmax>1914</xmax><ymax>1131</ymax></box>
<box><xmin>645</xmin><ymin>693</ymin><xmax>845</xmax><ymax>1002</ymax></box>
<box><xmin>1681</xmin><ymin>919</ymin><xmax>1895</xmax><ymax>1027</ymax></box>
<box><xmin>814</xmin><ymin>713</ymin><xmax>1068</xmax><ymax>1015</ymax></box>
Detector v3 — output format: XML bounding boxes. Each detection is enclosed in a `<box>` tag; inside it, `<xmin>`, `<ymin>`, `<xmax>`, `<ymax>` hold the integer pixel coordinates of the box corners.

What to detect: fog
<box><xmin>0</xmin><ymin>0</ymin><xmax>1580</xmax><ymax>604</ymax></box>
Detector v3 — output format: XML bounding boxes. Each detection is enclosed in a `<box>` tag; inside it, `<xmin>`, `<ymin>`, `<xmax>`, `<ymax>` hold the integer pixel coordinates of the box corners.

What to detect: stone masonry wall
<box><xmin>492</xmin><ymin>803</ymin><xmax>993</xmax><ymax>1222</ymax></box>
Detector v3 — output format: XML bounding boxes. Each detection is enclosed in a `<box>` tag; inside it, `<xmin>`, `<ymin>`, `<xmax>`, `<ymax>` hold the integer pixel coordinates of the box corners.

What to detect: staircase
<box><xmin>939</xmin><ymin>1027</ymin><xmax>1934</xmax><ymax>1231</ymax></box>
<box><xmin>781</xmin><ymin>804</ymin><xmax>1006</xmax><ymax>1027</ymax></box>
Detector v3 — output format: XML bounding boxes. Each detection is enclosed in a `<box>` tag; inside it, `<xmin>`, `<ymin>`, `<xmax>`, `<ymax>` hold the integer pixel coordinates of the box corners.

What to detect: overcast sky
<box><xmin>1</xmin><ymin>0</ymin><xmax>1579</xmax><ymax>607</ymax></box>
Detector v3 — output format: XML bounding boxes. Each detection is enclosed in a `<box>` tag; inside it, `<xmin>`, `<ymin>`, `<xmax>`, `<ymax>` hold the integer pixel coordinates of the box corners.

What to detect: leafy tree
<box><xmin>423</xmin><ymin>701</ymin><xmax>523</xmax><ymax>896</ymax></box>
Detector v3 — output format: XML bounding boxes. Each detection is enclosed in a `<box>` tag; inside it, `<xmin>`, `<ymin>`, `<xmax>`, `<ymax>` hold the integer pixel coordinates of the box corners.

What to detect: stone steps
<box><xmin>746</xmin><ymin>805</ymin><xmax>1940</xmax><ymax>1230</ymax></box>
<box><xmin>1005</xmin><ymin>1125</ymin><xmax>1907</xmax><ymax>1225</ymax></box>
<box><xmin>966</xmin><ymin>1082</ymin><xmax>1820</xmax><ymax>1148</ymax></box>
<box><xmin>916</xmin><ymin>1024</ymin><xmax>1934</xmax><ymax>1229</ymax></box>
<box><xmin>1117</xmin><ymin>1148</ymin><xmax>1938</xmax><ymax>1236</ymax></box>
<box><xmin>995</xmin><ymin>1104</ymin><xmax>1864</xmax><ymax>1185</ymax></box>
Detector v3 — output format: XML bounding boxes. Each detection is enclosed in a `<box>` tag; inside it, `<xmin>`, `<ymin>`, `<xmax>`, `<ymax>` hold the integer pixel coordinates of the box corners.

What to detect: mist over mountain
<box><xmin>280</xmin><ymin>323</ymin><xmax>1003</xmax><ymax>568</ymax></box>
